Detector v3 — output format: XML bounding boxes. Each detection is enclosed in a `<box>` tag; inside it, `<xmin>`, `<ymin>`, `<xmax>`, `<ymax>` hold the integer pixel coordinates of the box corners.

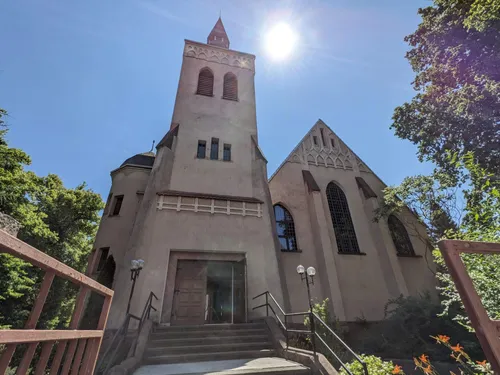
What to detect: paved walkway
<box><xmin>132</xmin><ymin>357</ymin><xmax>308</xmax><ymax>375</ymax></box>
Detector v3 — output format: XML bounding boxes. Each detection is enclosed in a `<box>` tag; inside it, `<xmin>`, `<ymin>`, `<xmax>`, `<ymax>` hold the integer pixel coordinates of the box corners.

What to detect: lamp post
<box><xmin>126</xmin><ymin>259</ymin><xmax>144</xmax><ymax>314</ymax></box>
<box><xmin>297</xmin><ymin>264</ymin><xmax>317</xmax><ymax>355</ymax></box>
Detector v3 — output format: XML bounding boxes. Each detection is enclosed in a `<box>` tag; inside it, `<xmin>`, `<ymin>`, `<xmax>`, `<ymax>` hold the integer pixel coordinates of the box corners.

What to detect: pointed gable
<box><xmin>269</xmin><ymin>119</ymin><xmax>378</xmax><ymax>182</ymax></box>
<box><xmin>207</xmin><ymin>17</ymin><xmax>230</xmax><ymax>49</ymax></box>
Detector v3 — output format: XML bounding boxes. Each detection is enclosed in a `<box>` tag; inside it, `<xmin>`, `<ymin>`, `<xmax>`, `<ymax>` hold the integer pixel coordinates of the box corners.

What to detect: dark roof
<box><xmin>120</xmin><ymin>152</ymin><xmax>155</xmax><ymax>168</ymax></box>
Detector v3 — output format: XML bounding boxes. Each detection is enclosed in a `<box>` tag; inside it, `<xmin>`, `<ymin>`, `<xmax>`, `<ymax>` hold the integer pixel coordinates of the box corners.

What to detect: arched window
<box><xmin>326</xmin><ymin>182</ymin><xmax>360</xmax><ymax>254</ymax></box>
<box><xmin>388</xmin><ymin>215</ymin><xmax>415</xmax><ymax>256</ymax></box>
<box><xmin>197</xmin><ymin>68</ymin><xmax>214</xmax><ymax>96</ymax></box>
<box><xmin>223</xmin><ymin>72</ymin><xmax>238</xmax><ymax>100</ymax></box>
<box><xmin>274</xmin><ymin>204</ymin><xmax>298</xmax><ymax>252</ymax></box>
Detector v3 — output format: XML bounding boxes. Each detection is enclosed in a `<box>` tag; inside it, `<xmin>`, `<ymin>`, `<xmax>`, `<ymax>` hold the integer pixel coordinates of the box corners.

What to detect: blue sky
<box><xmin>0</xmin><ymin>0</ymin><xmax>432</xmax><ymax>200</ymax></box>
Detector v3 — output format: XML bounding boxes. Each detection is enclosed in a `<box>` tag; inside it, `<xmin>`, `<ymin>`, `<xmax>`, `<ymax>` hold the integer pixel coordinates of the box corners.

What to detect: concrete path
<box><xmin>132</xmin><ymin>357</ymin><xmax>309</xmax><ymax>375</ymax></box>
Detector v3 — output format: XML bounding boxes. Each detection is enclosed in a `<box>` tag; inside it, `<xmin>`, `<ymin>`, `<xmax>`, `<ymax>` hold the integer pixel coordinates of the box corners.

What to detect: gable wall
<box><xmin>269</xmin><ymin>122</ymin><xmax>437</xmax><ymax>321</ymax></box>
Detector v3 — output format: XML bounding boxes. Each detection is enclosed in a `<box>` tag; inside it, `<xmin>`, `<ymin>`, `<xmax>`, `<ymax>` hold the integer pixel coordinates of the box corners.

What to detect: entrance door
<box><xmin>171</xmin><ymin>260</ymin><xmax>207</xmax><ymax>326</ymax></box>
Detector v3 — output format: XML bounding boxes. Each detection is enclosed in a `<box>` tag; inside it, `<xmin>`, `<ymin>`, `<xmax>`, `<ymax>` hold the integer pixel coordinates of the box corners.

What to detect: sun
<box><xmin>265</xmin><ymin>23</ymin><xmax>297</xmax><ymax>61</ymax></box>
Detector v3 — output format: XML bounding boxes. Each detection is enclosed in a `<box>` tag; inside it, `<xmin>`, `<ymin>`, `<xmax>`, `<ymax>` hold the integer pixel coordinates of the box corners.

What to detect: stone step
<box><xmin>146</xmin><ymin>341</ymin><xmax>272</xmax><ymax>356</ymax></box>
<box><xmin>151</xmin><ymin>328</ymin><xmax>268</xmax><ymax>340</ymax></box>
<box><xmin>143</xmin><ymin>349</ymin><xmax>276</xmax><ymax>365</ymax></box>
<box><xmin>163</xmin><ymin>366</ymin><xmax>310</xmax><ymax>375</ymax></box>
<box><xmin>149</xmin><ymin>334</ymin><xmax>270</xmax><ymax>348</ymax></box>
<box><xmin>155</xmin><ymin>323</ymin><xmax>266</xmax><ymax>332</ymax></box>
<box><xmin>134</xmin><ymin>357</ymin><xmax>311</xmax><ymax>375</ymax></box>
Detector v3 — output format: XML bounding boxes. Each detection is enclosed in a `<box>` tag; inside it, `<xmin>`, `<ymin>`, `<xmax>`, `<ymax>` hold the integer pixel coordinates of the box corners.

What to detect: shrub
<box><xmin>355</xmin><ymin>294</ymin><xmax>483</xmax><ymax>362</ymax></box>
<box><xmin>340</xmin><ymin>355</ymin><xmax>403</xmax><ymax>375</ymax></box>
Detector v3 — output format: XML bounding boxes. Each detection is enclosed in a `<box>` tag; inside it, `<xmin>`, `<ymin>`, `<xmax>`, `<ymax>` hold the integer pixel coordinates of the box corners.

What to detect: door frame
<box><xmin>161</xmin><ymin>250</ymin><xmax>246</xmax><ymax>324</ymax></box>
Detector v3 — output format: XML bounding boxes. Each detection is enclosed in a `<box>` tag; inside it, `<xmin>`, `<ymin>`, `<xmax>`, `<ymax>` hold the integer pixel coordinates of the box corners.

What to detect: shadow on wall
<box><xmin>80</xmin><ymin>256</ymin><xmax>116</xmax><ymax>330</ymax></box>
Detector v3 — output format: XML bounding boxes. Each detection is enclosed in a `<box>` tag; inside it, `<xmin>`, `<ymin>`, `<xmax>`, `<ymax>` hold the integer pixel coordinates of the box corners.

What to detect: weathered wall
<box><xmin>93</xmin><ymin>167</ymin><xmax>151</xmax><ymax>283</ymax></box>
<box><xmin>0</xmin><ymin>212</ymin><xmax>21</xmax><ymax>237</ymax></box>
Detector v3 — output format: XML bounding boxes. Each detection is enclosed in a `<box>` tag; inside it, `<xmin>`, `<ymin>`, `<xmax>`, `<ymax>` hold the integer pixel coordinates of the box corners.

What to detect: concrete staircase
<box><xmin>144</xmin><ymin>322</ymin><xmax>277</xmax><ymax>365</ymax></box>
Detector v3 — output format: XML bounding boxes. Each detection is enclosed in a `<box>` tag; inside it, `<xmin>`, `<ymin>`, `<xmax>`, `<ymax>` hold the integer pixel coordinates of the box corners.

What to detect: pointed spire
<box><xmin>207</xmin><ymin>17</ymin><xmax>230</xmax><ymax>49</ymax></box>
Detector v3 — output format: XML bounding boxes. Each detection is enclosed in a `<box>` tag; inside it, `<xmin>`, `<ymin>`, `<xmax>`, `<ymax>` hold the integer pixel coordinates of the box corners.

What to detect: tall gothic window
<box><xmin>388</xmin><ymin>215</ymin><xmax>415</xmax><ymax>256</ymax></box>
<box><xmin>223</xmin><ymin>72</ymin><xmax>238</xmax><ymax>100</ymax></box>
<box><xmin>326</xmin><ymin>182</ymin><xmax>360</xmax><ymax>254</ymax></box>
<box><xmin>197</xmin><ymin>68</ymin><xmax>214</xmax><ymax>96</ymax></box>
<box><xmin>274</xmin><ymin>204</ymin><xmax>298</xmax><ymax>252</ymax></box>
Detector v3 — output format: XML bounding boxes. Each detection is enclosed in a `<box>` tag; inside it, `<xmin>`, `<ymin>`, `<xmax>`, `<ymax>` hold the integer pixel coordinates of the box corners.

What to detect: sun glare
<box><xmin>265</xmin><ymin>23</ymin><xmax>297</xmax><ymax>61</ymax></box>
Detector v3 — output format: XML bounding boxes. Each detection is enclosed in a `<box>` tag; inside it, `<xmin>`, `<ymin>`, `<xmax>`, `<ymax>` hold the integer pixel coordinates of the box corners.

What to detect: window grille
<box><xmin>274</xmin><ymin>204</ymin><xmax>298</xmax><ymax>251</ymax></box>
<box><xmin>326</xmin><ymin>182</ymin><xmax>360</xmax><ymax>253</ymax></box>
<box><xmin>388</xmin><ymin>215</ymin><xmax>416</xmax><ymax>256</ymax></box>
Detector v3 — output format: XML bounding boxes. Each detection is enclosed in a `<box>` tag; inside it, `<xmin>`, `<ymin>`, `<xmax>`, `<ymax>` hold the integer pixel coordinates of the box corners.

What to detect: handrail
<box><xmin>313</xmin><ymin>312</ymin><xmax>368</xmax><ymax>375</ymax></box>
<box><xmin>253</xmin><ymin>291</ymin><xmax>368</xmax><ymax>375</ymax></box>
<box><xmin>0</xmin><ymin>229</ymin><xmax>113</xmax><ymax>375</ymax></box>
<box><xmin>96</xmin><ymin>291</ymin><xmax>158</xmax><ymax>374</ymax></box>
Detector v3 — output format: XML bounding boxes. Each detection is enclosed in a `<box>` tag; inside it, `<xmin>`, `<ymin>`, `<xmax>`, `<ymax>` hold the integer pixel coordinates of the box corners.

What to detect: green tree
<box><xmin>377</xmin><ymin>153</ymin><xmax>500</xmax><ymax>330</ymax></box>
<box><xmin>392</xmin><ymin>0</ymin><xmax>500</xmax><ymax>175</ymax></box>
<box><xmin>0</xmin><ymin>107</ymin><xmax>104</xmax><ymax>330</ymax></box>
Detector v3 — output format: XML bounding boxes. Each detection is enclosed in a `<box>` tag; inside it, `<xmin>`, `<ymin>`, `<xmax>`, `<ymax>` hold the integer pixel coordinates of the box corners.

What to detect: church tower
<box><xmin>100</xmin><ymin>18</ymin><xmax>286</xmax><ymax>328</ymax></box>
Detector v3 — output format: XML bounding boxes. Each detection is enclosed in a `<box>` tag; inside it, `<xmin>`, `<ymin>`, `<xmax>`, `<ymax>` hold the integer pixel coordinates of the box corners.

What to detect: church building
<box><xmin>90</xmin><ymin>18</ymin><xmax>436</xmax><ymax>329</ymax></box>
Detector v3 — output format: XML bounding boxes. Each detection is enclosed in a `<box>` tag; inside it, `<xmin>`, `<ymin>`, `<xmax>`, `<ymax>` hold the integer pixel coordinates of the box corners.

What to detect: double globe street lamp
<box><xmin>126</xmin><ymin>259</ymin><xmax>144</xmax><ymax>314</ymax></box>
<box><xmin>297</xmin><ymin>264</ymin><xmax>317</xmax><ymax>353</ymax></box>
<box><xmin>296</xmin><ymin>264</ymin><xmax>316</xmax><ymax>310</ymax></box>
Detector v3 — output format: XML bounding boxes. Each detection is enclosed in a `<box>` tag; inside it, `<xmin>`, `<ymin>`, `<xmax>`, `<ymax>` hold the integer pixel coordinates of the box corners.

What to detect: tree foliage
<box><xmin>392</xmin><ymin>0</ymin><xmax>500</xmax><ymax>175</ymax></box>
<box><xmin>377</xmin><ymin>152</ymin><xmax>500</xmax><ymax>331</ymax></box>
<box><xmin>0</xmin><ymin>107</ymin><xmax>104</xmax><ymax>330</ymax></box>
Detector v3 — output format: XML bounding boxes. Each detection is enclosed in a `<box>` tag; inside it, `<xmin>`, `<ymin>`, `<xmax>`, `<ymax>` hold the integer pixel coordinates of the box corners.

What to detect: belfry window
<box><xmin>274</xmin><ymin>204</ymin><xmax>298</xmax><ymax>252</ymax></box>
<box><xmin>388</xmin><ymin>215</ymin><xmax>416</xmax><ymax>256</ymax></box>
<box><xmin>197</xmin><ymin>68</ymin><xmax>214</xmax><ymax>96</ymax></box>
<box><xmin>223</xmin><ymin>72</ymin><xmax>238</xmax><ymax>101</ymax></box>
<box><xmin>326</xmin><ymin>182</ymin><xmax>360</xmax><ymax>254</ymax></box>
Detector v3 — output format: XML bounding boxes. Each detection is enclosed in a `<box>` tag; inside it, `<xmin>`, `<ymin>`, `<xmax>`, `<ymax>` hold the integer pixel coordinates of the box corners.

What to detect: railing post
<box><xmin>265</xmin><ymin>293</ymin><xmax>269</xmax><ymax>317</ymax></box>
<box><xmin>309</xmin><ymin>311</ymin><xmax>317</xmax><ymax>356</ymax></box>
<box><xmin>285</xmin><ymin>315</ymin><xmax>289</xmax><ymax>350</ymax></box>
<box><xmin>362</xmin><ymin>362</ymin><xmax>369</xmax><ymax>375</ymax></box>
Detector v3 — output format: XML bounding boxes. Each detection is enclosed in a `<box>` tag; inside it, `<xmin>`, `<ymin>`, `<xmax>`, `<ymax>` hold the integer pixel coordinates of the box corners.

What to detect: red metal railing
<box><xmin>438</xmin><ymin>240</ymin><xmax>500</xmax><ymax>374</ymax></box>
<box><xmin>0</xmin><ymin>229</ymin><xmax>113</xmax><ymax>375</ymax></box>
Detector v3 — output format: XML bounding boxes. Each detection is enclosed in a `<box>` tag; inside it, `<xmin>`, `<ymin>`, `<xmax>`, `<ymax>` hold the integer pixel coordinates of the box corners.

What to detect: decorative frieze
<box><xmin>184</xmin><ymin>41</ymin><xmax>255</xmax><ymax>72</ymax></box>
<box><xmin>288</xmin><ymin>133</ymin><xmax>354</xmax><ymax>170</ymax></box>
<box><xmin>157</xmin><ymin>195</ymin><xmax>262</xmax><ymax>218</ymax></box>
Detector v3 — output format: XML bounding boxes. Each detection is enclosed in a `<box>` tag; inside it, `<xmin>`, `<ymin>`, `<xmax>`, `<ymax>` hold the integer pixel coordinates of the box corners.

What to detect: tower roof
<box><xmin>207</xmin><ymin>17</ymin><xmax>229</xmax><ymax>49</ymax></box>
<box><xmin>120</xmin><ymin>152</ymin><xmax>155</xmax><ymax>168</ymax></box>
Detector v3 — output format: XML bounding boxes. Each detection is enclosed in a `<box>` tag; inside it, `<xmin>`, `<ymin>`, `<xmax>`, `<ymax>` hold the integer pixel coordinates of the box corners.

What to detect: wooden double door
<box><xmin>171</xmin><ymin>259</ymin><xmax>246</xmax><ymax>326</ymax></box>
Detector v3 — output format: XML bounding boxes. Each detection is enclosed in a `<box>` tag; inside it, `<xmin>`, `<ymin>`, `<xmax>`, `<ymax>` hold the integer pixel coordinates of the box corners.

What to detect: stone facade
<box><xmin>92</xmin><ymin>19</ymin><xmax>437</xmax><ymax>329</ymax></box>
<box><xmin>0</xmin><ymin>212</ymin><xmax>21</xmax><ymax>237</ymax></box>
<box><xmin>269</xmin><ymin>120</ymin><xmax>436</xmax><ymax>322</ymax></box>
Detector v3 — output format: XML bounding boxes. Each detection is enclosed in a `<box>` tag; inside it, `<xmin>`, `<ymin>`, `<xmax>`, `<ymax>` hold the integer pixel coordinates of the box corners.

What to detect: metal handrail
<box><xmin>253</xmin><ymin>291</ymin><xmax>368</xmax><ymax>375</ymax></box>
<box><xmin>96</xmin><ymin>291</ymin><xmax>158</xmax><ymax>374</ymax></box>
<box><xmin>313</xmin><ymin>312</ymin><xmax>368</xmax><ymax>375</ymax></box>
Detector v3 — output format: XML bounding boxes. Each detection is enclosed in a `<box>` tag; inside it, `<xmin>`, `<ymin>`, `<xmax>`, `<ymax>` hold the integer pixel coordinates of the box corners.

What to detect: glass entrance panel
<box><xmin>233</xmin><ymin>258</ymin><xmax>246</xmax><ymax>323</ymax></box>
<box><xmin>205</xmin><ymin>260</ymin><xmax>246</xmax><ymax>324</ymax></box>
